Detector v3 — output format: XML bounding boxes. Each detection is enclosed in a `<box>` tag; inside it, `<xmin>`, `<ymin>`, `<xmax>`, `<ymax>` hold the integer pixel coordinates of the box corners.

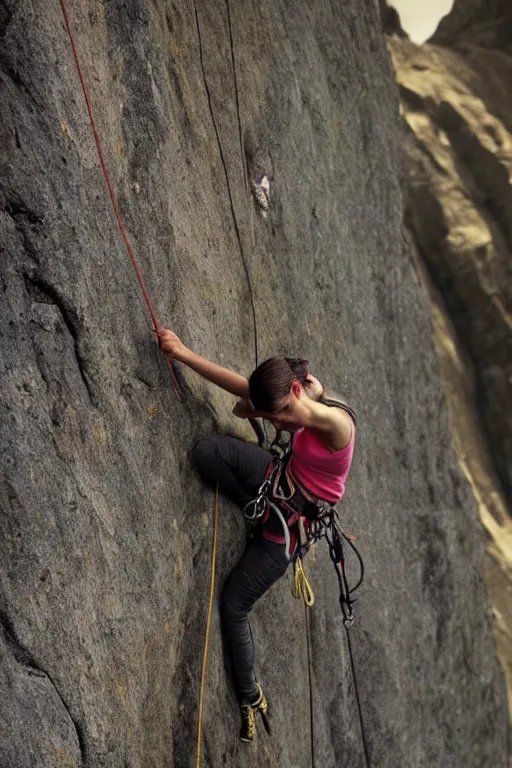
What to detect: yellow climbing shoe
<box><xmin>240</xmin><ymin>683</ymin><xmax>270</xmax><ymax>742</ymax></box>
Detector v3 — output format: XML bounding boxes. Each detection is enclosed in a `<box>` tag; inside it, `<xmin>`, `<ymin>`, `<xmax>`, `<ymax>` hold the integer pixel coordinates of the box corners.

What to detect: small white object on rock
<box><xmin>251</xmin><ymin>174</ymin><xmax>271</xmax><ymax>218</ymax></box>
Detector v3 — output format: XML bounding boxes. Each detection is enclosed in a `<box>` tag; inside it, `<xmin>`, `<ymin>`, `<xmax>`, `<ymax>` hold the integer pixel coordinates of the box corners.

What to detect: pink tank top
<box><xmin>289</xmin><ymin>424</ymin><xmax>355</xmax><ymax>503</ymax></box>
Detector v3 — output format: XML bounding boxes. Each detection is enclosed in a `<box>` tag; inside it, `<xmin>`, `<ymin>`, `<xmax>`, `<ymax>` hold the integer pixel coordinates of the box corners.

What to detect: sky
<box><xmin>391</xmin><ymin>0</ymin><xmax>454</xmax><ymax>43</ymax></box>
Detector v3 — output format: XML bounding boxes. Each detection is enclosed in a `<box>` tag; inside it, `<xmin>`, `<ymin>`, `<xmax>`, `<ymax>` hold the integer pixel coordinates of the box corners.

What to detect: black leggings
<box><xmin>192</xmin><ymin>435</ymin><xmax>290</xmax><ymax>702</ymax></box>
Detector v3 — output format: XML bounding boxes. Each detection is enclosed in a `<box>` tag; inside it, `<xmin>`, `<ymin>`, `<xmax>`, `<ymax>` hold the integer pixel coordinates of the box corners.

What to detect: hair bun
<box><xmin>284</xmin><ymin>357</ymin><xmax>309</xmax><ymax>383</ymax></box>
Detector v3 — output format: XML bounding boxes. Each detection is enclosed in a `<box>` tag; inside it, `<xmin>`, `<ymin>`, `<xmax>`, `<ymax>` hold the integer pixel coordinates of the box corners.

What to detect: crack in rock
<box><xmin>0</xmin><ymin>1</ymin><xmax>13</xmax><ymax>38</ymax></box>
<box><xmin>0</xmin><ymin>608</ymin><xmax>86</xmax><ymax>765</ymax></box>
<box><xmin>1</xmin><ymin>197</ymin><xmax>44</xmax><ymax>264</ymax></box>
<box><xmin>23</xmin><ymin>272</ymin><xmax>95</xmax><ymax>404</ymax></box>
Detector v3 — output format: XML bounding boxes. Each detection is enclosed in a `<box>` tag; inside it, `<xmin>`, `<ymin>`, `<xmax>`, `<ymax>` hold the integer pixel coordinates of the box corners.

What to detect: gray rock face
<box><xmin>0</xmin><ymin>2</ymin><xmax>509</xmax><ymax>767</ymax></box>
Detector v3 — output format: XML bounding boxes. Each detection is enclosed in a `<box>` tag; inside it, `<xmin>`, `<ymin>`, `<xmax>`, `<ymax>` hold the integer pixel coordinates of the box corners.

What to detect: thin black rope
<box><xmin>344</xmin><ymin>625</ymin><xmax>371</xmax><ymax>768</ymax></box>
<box><xmin>305</xmin><ymin>604</ymin><xmax>316</xmax><ymax>768</ymax></box>
<box><xmin>193</xmin><ymin>1</ymin><xmax>258</xmax><ymax>368</ymax></box>
<box><xmin>225</xmin><ymin>0</ymin><xmax>248</xmax><ymax>193</ymax></box>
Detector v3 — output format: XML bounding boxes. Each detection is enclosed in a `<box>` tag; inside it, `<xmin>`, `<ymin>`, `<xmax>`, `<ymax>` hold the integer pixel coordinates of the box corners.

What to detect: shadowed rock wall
<box><xmin>0</xmin><ymin>1</ymin><xmax>509</xmax><ymax>767</ymax></box>
<box><xmin>386</xmin><ymin>0</ymin><xmax>512</xmax><ymax>726</ymax></box>
<box><xmin>432</xmin><ymin>0</ymin><xmax>512</xmax><ymax>52</ymax></box>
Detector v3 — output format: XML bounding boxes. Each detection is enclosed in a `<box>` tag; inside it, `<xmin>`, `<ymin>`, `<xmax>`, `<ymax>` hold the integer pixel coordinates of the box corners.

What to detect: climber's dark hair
<box><xmin>249</xmin><ymin>356</ymin><xmax>308</xmax><ymax>412</ymax></box>
<box><xmin>284</xmin><ymin>357</ymin><xmax>309</xmax><ymax>385</ymax></box>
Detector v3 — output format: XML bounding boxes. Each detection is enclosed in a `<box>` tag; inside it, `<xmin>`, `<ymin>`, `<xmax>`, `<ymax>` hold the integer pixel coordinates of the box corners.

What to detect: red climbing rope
<box><xmin>59</xmin><ymin>0</ymin><xmax>181</xmax><ymax>400</ymax></box>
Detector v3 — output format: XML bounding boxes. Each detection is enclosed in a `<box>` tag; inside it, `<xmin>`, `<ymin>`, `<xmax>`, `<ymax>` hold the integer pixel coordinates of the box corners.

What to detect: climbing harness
<box><xmin>59</xmin><ymin>0</ymin><xmax>181</xmax><ymax>400</ymax></box>
<box><xmin>244</xmin><ymin>427</ymin><xmax>364</xmax><ymax>625</ymax></box>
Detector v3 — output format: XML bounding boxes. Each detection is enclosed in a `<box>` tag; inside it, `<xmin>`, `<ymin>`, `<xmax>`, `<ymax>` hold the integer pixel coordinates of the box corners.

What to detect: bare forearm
<box><xmin>181</xmin><ymin>348</ymin><xmax>250</xmax><ymax>398</ymax></box>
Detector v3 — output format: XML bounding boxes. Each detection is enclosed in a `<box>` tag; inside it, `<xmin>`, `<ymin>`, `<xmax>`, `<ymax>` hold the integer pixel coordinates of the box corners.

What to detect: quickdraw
<box><xmin>322</xmin><ymin>507</ymin><xmax>364</xmax><ymax>626</ymax></box>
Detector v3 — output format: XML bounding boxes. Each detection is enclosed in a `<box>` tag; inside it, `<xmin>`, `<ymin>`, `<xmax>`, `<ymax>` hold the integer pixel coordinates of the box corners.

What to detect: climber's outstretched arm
<box><xmin>157</xmin><ymin>328</ymin><xmax>250</xmax><ymax>399</ymax></box>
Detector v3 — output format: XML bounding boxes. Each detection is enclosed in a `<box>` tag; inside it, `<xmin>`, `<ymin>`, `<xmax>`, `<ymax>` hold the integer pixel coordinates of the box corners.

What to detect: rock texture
<box><xmin>386</xmin><ymin>0</ymin><xmax>512</xmax><ymax>725</ymax></box>
<box><xmin>432</xmin><ymin>0</ymin><xmax>512</xmax><ymax>52</ymax></box>
<box><xmin>0</xmin><ymin>1</ymin><xmax>509</xmax><ymax>767</ymax></box>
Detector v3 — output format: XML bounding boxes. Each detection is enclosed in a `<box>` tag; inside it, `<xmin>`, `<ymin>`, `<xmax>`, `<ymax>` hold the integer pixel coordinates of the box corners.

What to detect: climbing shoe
<box><xmin>239</xmin><ymin>683</ymin><xmax>270</xmax><ymax>743</ymax></box>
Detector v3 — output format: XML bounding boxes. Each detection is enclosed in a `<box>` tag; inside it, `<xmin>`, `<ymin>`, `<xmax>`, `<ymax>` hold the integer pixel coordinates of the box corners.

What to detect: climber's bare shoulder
<box><xmin>310</xmin><ymin>402</ymin><xmax>354</xmax><ymax>452</ymax></box>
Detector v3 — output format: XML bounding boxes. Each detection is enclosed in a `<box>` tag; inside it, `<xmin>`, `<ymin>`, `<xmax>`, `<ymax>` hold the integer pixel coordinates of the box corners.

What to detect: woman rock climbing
<box><xmin>158</xmin><ymin>328</ymin><xmax>356</xmax><ymax>743</ymax></box>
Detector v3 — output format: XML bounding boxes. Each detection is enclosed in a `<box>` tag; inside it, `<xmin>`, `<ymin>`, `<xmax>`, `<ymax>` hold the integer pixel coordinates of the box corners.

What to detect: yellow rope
<box><xmin>293</xmin><ymin>556</ymin><xmax>315</xmax><ymax>607</ymax></box>
<box><xmin>195</xmin><ymin>483</ymin><xmax>220</xmax><ymax>768</ymax></box>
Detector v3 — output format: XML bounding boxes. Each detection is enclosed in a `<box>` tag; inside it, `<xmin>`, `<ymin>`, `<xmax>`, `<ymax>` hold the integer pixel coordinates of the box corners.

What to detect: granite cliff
<box><xmin>0</xmin><ymin>1</ymin><xmax>509</xmax><ymax>766</ymax></box>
